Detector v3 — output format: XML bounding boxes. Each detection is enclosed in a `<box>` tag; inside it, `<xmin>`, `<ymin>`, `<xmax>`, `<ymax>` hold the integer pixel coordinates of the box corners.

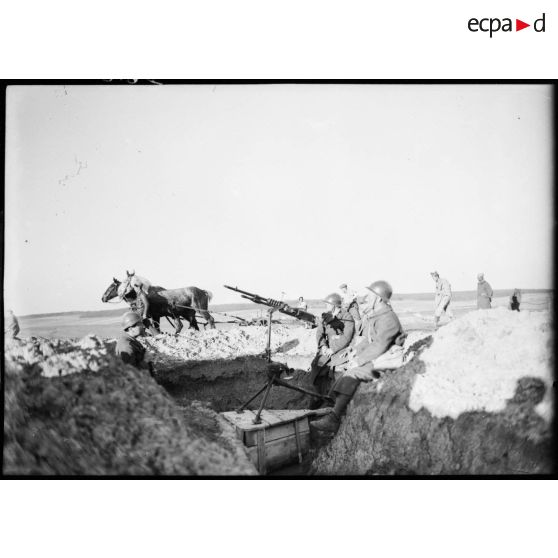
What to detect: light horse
<box><xmin>101</xmin><ymin>271</ymin><xmax>215</xmax><ymax>334</ymax></box>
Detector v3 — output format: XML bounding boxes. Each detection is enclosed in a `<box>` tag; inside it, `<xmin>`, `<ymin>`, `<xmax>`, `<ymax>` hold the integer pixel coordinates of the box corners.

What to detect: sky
<box><xmin>4</xmin><ymin>84</ymin><xmax>554</xmax><ymax>315</ymax></box>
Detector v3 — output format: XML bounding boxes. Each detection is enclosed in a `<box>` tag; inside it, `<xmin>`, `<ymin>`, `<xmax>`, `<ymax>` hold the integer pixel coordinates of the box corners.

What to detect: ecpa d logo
<box><xmin>468</xmin><ymin>13</ymin><xmax>546</xmax><ymax>37</ymax></box>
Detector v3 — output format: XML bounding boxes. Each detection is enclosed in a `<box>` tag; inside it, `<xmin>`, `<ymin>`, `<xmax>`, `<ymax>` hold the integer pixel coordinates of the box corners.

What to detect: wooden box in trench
<box><xmin>221</xmin><ymin>409</ymin><xmax>313</xmax><ymax>474</ymax></box>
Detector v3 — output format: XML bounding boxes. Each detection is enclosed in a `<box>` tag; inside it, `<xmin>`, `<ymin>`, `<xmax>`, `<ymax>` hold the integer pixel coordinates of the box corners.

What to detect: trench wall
<box><xmin>311</xmin><ymin>356</ymin><xmax>555</xmax><ymax>475</ymax></box>
<box><xmin>3</xmin><ymin>337</ymin><xmax>256</xmax><ymax>476</ymax></box>
<box><xmin>156</xmin><ymin>356</ymin><xmax>312</xmax><ymax>412</ymax></box>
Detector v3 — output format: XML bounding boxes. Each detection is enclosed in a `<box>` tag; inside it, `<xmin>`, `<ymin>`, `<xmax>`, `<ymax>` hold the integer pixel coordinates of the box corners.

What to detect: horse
<box><xmin>102</xmin><ymin>271</ymin><xmax>215</xmax><ymax>334</ymax></box>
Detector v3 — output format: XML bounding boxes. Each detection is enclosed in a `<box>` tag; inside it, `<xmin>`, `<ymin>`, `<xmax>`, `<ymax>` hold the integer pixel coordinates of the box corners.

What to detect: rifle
<box><xmin>224</xmin><ymin>285</ymin><xmax>317</xmax><ymax>326</ymax></box>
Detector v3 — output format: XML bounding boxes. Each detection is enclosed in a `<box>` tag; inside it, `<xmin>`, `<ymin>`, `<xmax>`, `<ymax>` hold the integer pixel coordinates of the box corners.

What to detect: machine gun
<box><xmin>224</xmin><ymin>284</ymin><xmax>331</xmax><ymax>423</ymax></box>
<box><xmin>224</xmin><ymin>285</ymin><xmax>317</xmax><ymax>327</ymax></box>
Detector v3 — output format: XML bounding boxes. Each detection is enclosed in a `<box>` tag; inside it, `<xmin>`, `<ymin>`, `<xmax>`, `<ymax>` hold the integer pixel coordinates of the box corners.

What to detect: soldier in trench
<box><xmin>339</xmin><ymin>283</ymin><xmax>362</xmax><ymax>334</ymax></box>
<box><xmin>308</xmin><ymin>293</ymin><xmax>355</xmax><ymax>410</ymax></box>
<box><xmin>116</xmin><ymin>311</ymin><xmax>155</xmax><ymax>375</ymax></box>
<box><xmin>311</xmin><ymin>280</ymin><xmax>405</xmax><ymax>434</ymax></box>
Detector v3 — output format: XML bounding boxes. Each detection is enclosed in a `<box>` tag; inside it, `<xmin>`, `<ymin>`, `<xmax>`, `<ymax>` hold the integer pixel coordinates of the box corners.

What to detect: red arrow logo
<box><xmin>516</xmin><ymin>19</ymin><xmax>530</xmax><ymax>31</ymax></box>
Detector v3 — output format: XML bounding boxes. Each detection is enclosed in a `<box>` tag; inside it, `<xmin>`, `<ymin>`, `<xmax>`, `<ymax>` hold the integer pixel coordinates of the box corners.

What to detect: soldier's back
<box><xmin>116</xmin><ymin>333</ymin><xmax>145</xmax><ymax>367</ymax></box>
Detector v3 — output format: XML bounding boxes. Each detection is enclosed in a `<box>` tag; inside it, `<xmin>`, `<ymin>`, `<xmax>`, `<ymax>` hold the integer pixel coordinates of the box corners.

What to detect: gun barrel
<box><xmin>225</xmin><ymin>283</ymin><xmax>317</xmax><ymax>326</ymax></box>
<box><xmin>224</xmin><ymin>285</ymin><xmax>257</xmax><ymax>297</ymax></box>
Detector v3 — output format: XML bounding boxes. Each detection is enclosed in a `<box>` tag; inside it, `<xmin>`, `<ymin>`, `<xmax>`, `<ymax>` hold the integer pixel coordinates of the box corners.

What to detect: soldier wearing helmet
<box><xmin>115</xmin><ymin>311</ymin><xmax>153</xmax><ymax>373</ymax></box>
<box><xmin>339</xmin><ymin>282</ymin><xmax>361</xmax><ymax>333</ymax></box>
<box><xmin>307</xmin><ymin>292</ymin><xmax>355</xmax><ymax>409</ymax></box>
<box><xmin>311</xmin><ymin>280</ymin><xmax>404</xmax><ymax>433</ymax></box>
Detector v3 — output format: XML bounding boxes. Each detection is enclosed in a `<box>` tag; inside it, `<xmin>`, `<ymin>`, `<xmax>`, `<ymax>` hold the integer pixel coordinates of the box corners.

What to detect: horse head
<box><xmin>101</xmin><ymin>277</ymin><xmax>121</xmax><ymax>302</ymax></box>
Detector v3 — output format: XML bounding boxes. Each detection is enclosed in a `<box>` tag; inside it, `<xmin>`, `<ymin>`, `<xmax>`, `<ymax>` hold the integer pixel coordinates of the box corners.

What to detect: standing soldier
<box><xmin>308</xmin><ymin>293</ymin><xmax>355</xmax><ymax>409</ymax></box>
<box><xmin>116</xmin><ymin>311</ymin><xmax>154</xmax><ymax>374</ymax></box>
<box><xmin>509</xmin><ymin>288</ymin><xmax>522</xmax><ymax>312</ymax></box>
<box><xmin>477</xmin><ymin>273</ymin><xmax>493</xmax><ymax>309</ymax></box>
<box><xmin>4</xmin><ymin>309</ymin><xmax>20</xmax><ymax>340</ymax></box>
<box><xmin>339</xmin><ymin>283</ymin><xmax>361</xmax><ymax>333</ymax></box>
<box><xmin>431</xmin><ymin>271</ymin><xmax>454</xmax><ymax>329</ymax></box>
<box><xmin>311</xmin><ymin>280</ymin><xmax>405</xmax><ymax>434</ymax></box>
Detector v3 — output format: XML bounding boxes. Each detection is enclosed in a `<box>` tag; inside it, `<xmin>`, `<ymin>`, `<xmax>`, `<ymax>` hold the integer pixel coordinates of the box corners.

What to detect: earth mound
<box><xmin>3</xmin><ymin>336</ymin><xmax>256</xmax><ymax>475</ymax></box>
<box><xmin>312</xmin><ymin>309</ymin><xmax>554</xmax><ymax>475</ymax></box>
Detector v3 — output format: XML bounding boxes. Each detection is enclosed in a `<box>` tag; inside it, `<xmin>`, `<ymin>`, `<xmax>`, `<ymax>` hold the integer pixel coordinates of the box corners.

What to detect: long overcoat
<box><xmin>477</xmin><ymin>280</ymin><xmax>493</xmax><ymax>309</ymax></box>
<box><xmin>309</xmin><ymin>308</ymin><xmax>355</xmax><ymax>383</ymax></box>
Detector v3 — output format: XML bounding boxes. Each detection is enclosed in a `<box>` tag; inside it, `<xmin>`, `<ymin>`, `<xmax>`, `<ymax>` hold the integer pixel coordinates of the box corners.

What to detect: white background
<box><xmin>1</xmin><ymin>0</ymin><xmax>555</xmax><ymax>556</ymax></box>
<box><xmin>0</xmin><ymin>1</ymin><xmax>556</xmax><ymax>77</ymax></box>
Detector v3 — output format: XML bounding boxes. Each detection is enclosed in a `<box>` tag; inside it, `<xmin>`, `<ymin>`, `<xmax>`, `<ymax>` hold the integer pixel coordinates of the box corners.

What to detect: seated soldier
<box><xmin>308</xmin><ymin>293</ymin><xmax>355</xmax><ymax>409</ymax></box>
<box><xmin>311</xmin><ymin>280</ymin><xmax>404</xmax><ymax>434</ymax></box>
<box><xmin>339</xmin><ymin>283</ymin><xmax>361</xmax><ymax>333</ymax></box>
<box><xmin>115</xmin><ymin>311</ymin><xmax>154</xmax><ymax>375</ymax></box>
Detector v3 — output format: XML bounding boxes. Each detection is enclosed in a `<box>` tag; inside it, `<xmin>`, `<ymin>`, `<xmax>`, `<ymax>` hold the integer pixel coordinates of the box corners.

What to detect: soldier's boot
<box><xmin>311</xmin><ymin>377</ymin><xmax>359</xmax><ymax>433</ymax></box>
<box><xmin>310</xmin><ymin>410</ymin><xmax>341</xmax><ymax>433</ymax></box>
<box><xmin>307</xmin><ymin>374</ymin><xmax>329</xmax><ymax>410</ymax></box>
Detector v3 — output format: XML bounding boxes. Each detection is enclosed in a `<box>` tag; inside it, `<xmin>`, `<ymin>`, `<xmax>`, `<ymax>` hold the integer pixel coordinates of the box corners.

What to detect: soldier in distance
<box><xmin>477</xmin><ymin>273</ymin><xmax>493</xmax><ymax>309</ymax></box>
<box><xmin>311</xmin><ymin>280</ymin><xmax>405</xmax><ymax>434</ymax></box>
<box><xmin>308</xmin><ymin>292</ymin><xmax>355</xmax><ymax>410</ymax></box>
<box><xmin>4</xmin><ymin>309</ymin><xmax>20</xmax><ymax>340</ymax></box>
<box><xmin>431</xmin><ymin>271</ymin><xmax>454</xmax><ymax>330</ymax></box>
<box><xmin>115</xmin><ymin>311</ymin><xmax>154</xmax><ymax>375</ymax></box>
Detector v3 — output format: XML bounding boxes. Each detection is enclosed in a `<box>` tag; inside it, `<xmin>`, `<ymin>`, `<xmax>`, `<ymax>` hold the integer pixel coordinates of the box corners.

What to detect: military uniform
<box><xmin>434</xmin><ymin>277</ymin><xmax>453</xmax><ymax>319</ymax></box>
<box><xmin>333</xmin><ymin>305</ymin><xmax>403</xmax><ymax>393</ymax></box>
<box><xmin>116</xmin><ymin>333</ymin><xmax>146</xmax><ymax>367</ymax></box>
<box><xmin>509</xmin><ymin>290</ymin><xmax>521</xmax><ymax>312</ymax></box>
<box><xmin>477</xmin><ymin>280</ymin><xmax>493</xmax><ymax>309</ymax></box>
<box><xmin>309</xmin><ymin>308</ymin><xmax>355</xmax><ymax>402</ymax></box>
<box><xmin>4</xmin><ymin>311</ymin><xmax>20</xmax><ymax>339</ymax></box>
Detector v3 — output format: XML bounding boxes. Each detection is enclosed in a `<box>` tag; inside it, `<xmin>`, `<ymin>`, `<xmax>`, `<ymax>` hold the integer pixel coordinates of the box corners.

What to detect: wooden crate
<box><xmin>221</xmin><ymin>409</ymin><xmax>318</xmax><ymax>474</ymax></box>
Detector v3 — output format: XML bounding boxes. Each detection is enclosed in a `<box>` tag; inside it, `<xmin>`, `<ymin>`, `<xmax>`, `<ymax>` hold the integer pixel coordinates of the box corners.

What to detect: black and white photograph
<box><xmin>2</xmin><ymin>82</ymin><xmax>554</xmax><ymax>477</ymax></box>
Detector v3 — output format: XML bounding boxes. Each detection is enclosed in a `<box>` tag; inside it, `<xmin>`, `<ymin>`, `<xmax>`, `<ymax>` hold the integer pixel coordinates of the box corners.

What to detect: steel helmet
<box><xmin>365</xmin><ymin>280</ymin><xmax>393</xmax><ymax>302</ymax></box>
<box><xmin>323</xmin><ymin>293</ymin><xmax>343</xmax><ymax>307</ymax></box>
<box><xmin>121</xmin><ymin>311</ymin><xmax>142</xmax><ymax>330</ymax></box>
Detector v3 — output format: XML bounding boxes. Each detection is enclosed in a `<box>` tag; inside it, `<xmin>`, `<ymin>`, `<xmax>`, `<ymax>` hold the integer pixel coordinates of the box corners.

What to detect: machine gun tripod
<box><xmin>234</xmin><ymin>306</ymin><xmax>333</xmax><ymax>424</ymax></box>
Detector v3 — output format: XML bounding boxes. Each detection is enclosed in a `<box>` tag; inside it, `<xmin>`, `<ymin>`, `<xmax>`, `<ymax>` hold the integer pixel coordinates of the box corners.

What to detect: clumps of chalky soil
<box><xmin>311</xmin><ymin>309</ymin><xmax>554</xmax><ymax>476</ymax></box>
<box><xmin>408</xmin><ymin>308</ymin><xmax>553</xmax><ymax>421</ymax></box>
<box><xmin>3</xmin><ymin>336</ymin><xmax>256</xmax><ymax>476</ymax></box>
<box><xmin>143</xmin><ymin>325</ymin><xmax>319</xmax><ymax>370</ymax></box>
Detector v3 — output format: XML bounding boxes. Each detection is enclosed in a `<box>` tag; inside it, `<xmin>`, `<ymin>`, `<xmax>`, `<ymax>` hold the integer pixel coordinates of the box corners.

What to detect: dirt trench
<box><xmin>152</xmin><ymin>353</ymin><xmax>323</xmax><ymax>475</ymax></box>
<box><xmin>155</xmin><ymin>355</ymin><xmax>314</xmax><ymax>413</ymax></box>
<box><xmin>310</xmin><ymin>356</ymin><xmax>555</xmax><ymax>476</ymax></box>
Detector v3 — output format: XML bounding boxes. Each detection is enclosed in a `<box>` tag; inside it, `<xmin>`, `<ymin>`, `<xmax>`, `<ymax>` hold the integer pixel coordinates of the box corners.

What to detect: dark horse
<box><xmin>101</xmin><ymin>274</ymin><xmax>215</xmax><ymax>334</ymax></box>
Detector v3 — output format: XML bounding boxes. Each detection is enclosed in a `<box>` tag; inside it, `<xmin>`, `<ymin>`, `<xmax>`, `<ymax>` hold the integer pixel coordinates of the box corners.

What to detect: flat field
<box><xmin>14</xmin><ymin>290</ymin><xmax>552</xmax><ymax>340</ymax></box>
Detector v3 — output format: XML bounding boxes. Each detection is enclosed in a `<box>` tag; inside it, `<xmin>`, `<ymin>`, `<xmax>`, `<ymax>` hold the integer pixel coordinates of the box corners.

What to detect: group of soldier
<box><xmin>3</xmin><ymin>270</ymin><xmax>521</xmax><ymax>437</ymax></box>
<box><xmin>306</xmin><ymin>280</ymin><xmax>406</xmax><ymax>433</ymax></box>
<box><xmin>112</xmin><ymin>278</ymin><xmax>407</xmax><ymax>435</ymax></box>
<box><xmin>306</xmin><ymin>271</ymin><xmax>522</xmax><ymax>434</ymax></box>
